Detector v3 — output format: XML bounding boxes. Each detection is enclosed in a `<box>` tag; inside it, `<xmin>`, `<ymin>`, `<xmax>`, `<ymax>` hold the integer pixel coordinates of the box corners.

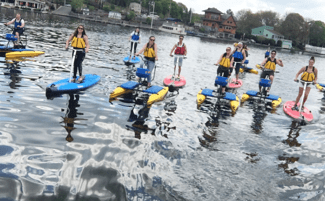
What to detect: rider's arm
<box><xmin>170</xmin><ymin>44</ymin><xmax>176</xmax><ymax>56</ymax></box>
<box><xmin>5</xmin><ymin>19</ymin><xmax>15</xmax><ymax>26</ymax></box>
<box><xmin>230</xmin><ymin>57</ymin><xmax>234</xmax><ymax>68</ymax></box>
<box><xmin>276</xmin><ymin>59</ymin><xmax>283</xmax><ymax>67</ymax></box>
<box><xmin>184</xmin><ymin>44</ymin><xmax>187</xmax><ymax>56</ymax></box>
<box><xmin>215</xmin><ymin>54</ymin><xmax>224</xmax><ymax>65</ymax></box>
<box><xmin>135</xmin><ymin>44</ymin><xmax>146</xmax><ymax>56</ymax></box>
<box><xmin>260</xmin><ymin>58</ymin><xmax>268</xmax><ymax>66</ymax></box>
<box><xmin>65</xmin><ymin>34</ymin><xmax>74</xmax><ymax>49</ymax></box>
<box><xmin>314</xmin><ymin>68</ymin><xmax>318</xmax><ymax>84</ymax></box>
<box><xmin>154</xmin><ymin>43</ymin><xmax>158</xmax><ymax>60</ymax></box>
<box><xmin>241</xmin><ymin>50</ymin><xmax>246</xmax><ymax>64</ymax></box>
<box><xmin>84</xmin><ymin>35</ymin><xmax>90</xmax><ymax>53</ymax></box>
<box><xmin>294</xmin><ymin>67</ymin><xmax>304</xmax><ymax>81</ymax></box>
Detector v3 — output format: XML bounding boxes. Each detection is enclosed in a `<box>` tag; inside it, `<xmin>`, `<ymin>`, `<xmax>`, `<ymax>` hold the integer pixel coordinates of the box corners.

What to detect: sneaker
<box><xmin>256</xmin><ymin>92</ymin><xmax>261</xmax><ymax>96</ymax></box>
<box><xmin>301</xmin><ymin>105</ymin><xmax>304</xmax><ymax>111</ymax></box>
<box><xmin>291</xmin><ymin>105</ymin><xmax>299</xmax><ymax>111</ymax></box>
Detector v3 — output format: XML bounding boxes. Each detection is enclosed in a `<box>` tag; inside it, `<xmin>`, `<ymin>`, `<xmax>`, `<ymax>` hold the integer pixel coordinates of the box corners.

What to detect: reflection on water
<box><xmin>2</xmin><ymin>7</ymin><xmax>325</xmax><ymax>201</ymax></box>
<box><xmin>60</xmin><ymin>93</ymin><xmax>87</xmax><ymax>142</ymax></box>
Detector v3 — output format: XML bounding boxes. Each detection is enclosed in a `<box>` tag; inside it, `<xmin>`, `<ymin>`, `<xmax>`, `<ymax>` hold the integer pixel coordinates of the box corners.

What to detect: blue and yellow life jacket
<box><xmin>131</xmin><ymin>33</ymin><xmax>139</xmax><ymax>41</ymax></box>
<box><xmin>71</xmin><ymin>36</ymin><xmax>86</xmax><ymax>49</ymax></box>
<box><xmin>233</xmin><ymin>49</ymin><xmax>243</xmax><ymax>61</ymax></box>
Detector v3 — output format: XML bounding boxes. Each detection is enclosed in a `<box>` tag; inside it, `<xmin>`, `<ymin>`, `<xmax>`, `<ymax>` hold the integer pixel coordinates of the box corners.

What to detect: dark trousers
<box><xmin>73</xmin><ymin>51</ymin><xmax>85</xmax><ymax>78</ymax></box>
<box><xmin>130</xmin><ymin>42</ymin><xmax>138</xmax><ymax>54</ymax></box>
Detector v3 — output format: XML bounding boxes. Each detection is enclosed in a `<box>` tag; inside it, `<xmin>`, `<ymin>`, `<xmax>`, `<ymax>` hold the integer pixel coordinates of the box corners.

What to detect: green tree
<box><xmin>71</xmin><ymin>0</ymin><xmax>83</xmax><ymax>12</ymax></box>
<box><xmin>103</xmin><ymin>5</ymin><xmax>110</xmax><ymax>12</ymax></box>
<box><xmin>309</xmin><ymin>21</ymin><xmax>325</xmax><ymax>47</ymax></box>
<box><xmin>280</xmin><ymin>13</ymin><xmax>307</xmax><ymax>44</ymax></box>
<box><xmin>258</xmin><ymin>10</ymin><xmax>280</xmax><ymax>27</ymax></box>
<box><xmin>110</xmin><ymin>4</ymin><xmax>115</xmax><ymax>10</ymax></box>
<box><xmin>236</xmin><ymin>9</ymin><xmax>262</xmax><ymax>35</ymax></box>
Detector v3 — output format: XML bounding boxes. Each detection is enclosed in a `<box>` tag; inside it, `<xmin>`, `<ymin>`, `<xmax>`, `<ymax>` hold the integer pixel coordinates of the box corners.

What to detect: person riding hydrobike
<box><xmin>169</xmin><ymin>35</ymin><xmax>187</xmax><ymax>79</ymax></box>
<box><xmin>4</xmin><ymin>13</ymin><xmax>25</xmax><ymax>44</ymax></box>
<box><xmin>230</xmin><ymin>42</ymin><xmax>246</xmax><ymax>84</ymax></box>
<box><xmin>265</xmin><ymin>47</ymin><xmax>270</xmax><ymax>58</ymax></box>
<box><xmin>258</xmin><ymin>50</ymin><xmax>283</xmax><ymax>94</ymax></box>
<box><xmin>129</xmin><ymin>27</ymin><xmax>141</xmax><ymax>59</ymax></box>
<box><xmin>215</xmin><ymin>47</ymin><xmax>232</xmax><ymax>94</ymax></box>
<box><xmin>292</xmin><ymin>56</ymin><xmax>318</xmax><ymax>111</ymax></box>
<box><xmin>135</xmin><ymin>36</ymin><xmax>158</xmax><ymax>87</ymax></box>
<box><xmin>65</xmin><ymin>25</ymin><xmax>90</xmax><ymax>83</ymax></box>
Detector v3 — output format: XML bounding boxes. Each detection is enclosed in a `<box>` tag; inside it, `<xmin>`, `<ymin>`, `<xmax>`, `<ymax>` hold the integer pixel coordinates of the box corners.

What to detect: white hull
<box><xmin>158</xmin><ymin>27</ymin><xmax>186</xmax><ymax>35</ymax></box>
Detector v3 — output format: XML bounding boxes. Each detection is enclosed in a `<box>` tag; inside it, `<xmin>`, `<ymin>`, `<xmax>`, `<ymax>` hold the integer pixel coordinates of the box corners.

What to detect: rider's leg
<box><xmin>268</xmin><ymin>75</ymin><xmax>274</xmax><ymax>92</ymax></box>
<box><xmin>235</xmin><ymin>62</ymin><xmax>240</xmax><ymax>83</ymax></box>
<box><xmin>302</xmin><ymin>87</ymin><xmax>311</xmax><ymax>106</ymax></box>
<box><xmin>294</xmin><ymin>87</ymin><xmax>304</xmax><ymax>106</ymax></box>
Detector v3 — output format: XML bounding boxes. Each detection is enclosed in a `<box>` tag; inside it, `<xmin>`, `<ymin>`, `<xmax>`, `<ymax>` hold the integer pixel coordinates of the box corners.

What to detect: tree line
<box><xmin>235</xmin><ymin>10</ymin><xmax>325</xmax><ymax>49</ymax></box>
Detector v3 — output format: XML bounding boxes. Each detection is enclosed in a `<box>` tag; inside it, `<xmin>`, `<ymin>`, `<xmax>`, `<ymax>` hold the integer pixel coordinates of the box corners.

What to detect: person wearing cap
<box><xmin>230</xmin><ymin>42</ymin><xmax>246</xmax><ymax>84</ymax></box>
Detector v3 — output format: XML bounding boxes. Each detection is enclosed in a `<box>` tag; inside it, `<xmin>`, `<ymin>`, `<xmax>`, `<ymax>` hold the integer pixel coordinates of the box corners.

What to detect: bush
<box><xmin>199</xmin><ymin>27</ymin><xmax>205</xmax><ymax>33</ymax></box>
<box><xmin>103</xmin><ymin>5</ymin><xmax>110</xmax><ymax>12</ymax></box>
<box><xmin>146</xmin><ymin>17</ymin><xmax>151</xmax><ymax>24</ymax></box>
<box><xmin>126</xmin><ymin>11</ymin><xmax>135</xmax><ymax>21</ymax></box>
<box><xmin>89</xmin><ymin>5</ymin><xmax>95</xmax><ymax>11</ymax></box>
<box><xmin>276</xmin><ymin>40</ymin><xmax>282</xmax><ymax>47</ymax></box>
<box><xmin>110</xmin><ymin>4</ymin><xmax>115</xmax><ymax>10</ymax></box>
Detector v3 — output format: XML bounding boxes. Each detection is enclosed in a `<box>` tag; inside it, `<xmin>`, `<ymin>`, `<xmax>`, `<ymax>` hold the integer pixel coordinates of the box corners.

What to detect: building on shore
<box><xmin>109</xmin><ymin>11</ymin><xmax>121</xmax><ymax>20</ymax></box>
<box><xmin>251</xmin><ymin>25</ymin><xmax>292</xmax><ymax>49</ymax></box>
<box><xmin>202</xmin><ymin>7</ymin><xmax>237</xmax><ymax>39</ymax></box>
<box><xmin>129</xmin><ymin>2</ymin><xmax>141</xmax><ymax>14</ymax></box>
<box><xmin>14</xmin><ymin>0</ymin><xmax>45</xmax><ymax>9</ymax></box>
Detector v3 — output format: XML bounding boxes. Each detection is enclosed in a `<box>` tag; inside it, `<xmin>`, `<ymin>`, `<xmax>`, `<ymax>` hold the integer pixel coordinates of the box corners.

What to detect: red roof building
<box><xmin>202</xmin><ymin>8</ymin><xmax>237</xmax><ymax>38</ymax></box>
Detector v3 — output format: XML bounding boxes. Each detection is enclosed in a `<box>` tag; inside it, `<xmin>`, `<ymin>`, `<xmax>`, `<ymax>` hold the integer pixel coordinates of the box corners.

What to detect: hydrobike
<box><xmin>239</xmin><ymin>60</ymin><xmax>258</xmax><ymax>74</ymax></box>
<box><xmin>316</xmin><ymin>82</ymin><xmax>325</xmax><ymax>101</ymax></box>
<box><xmin>241</xmin><ymin>68</ymin><xmax>282</xmax><ymax>109</ymax></box>
<box><xmin>0</xmin><ymin>26</ymin><xmax>42</xmax><ymax>57</ymax></box>
<box><xmin>197</xmin><ymin>76</ymin><xmax>240</xmax><ymax>113</ymax></box>
<box><xmin>163</xmin><ymin>54</ymin><xmax>186</xmax><ymax>88</ymax></box>
<box><xmin>46</xmin><ymin>49</ymin><xmax>100</xmax><ymax>98</ymax></box>
<box><xmin>110</xmin><ymin>64</ymin><xmax>168</xmax><ymax>107</ymax></box>
<box><xmin>123</xmin><ymin>40</ymin><xmax>141</xmax><ymax>66</ymax></box>
<box><xmin>283</xmin><ymin>80</ymin><xmax>314</xmax><ymax>122</ymax></box>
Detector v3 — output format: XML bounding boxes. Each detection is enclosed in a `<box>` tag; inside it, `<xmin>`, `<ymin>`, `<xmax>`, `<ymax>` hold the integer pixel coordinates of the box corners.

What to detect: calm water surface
<box><xmin>1</xmin><ymin>8</ymin><xmax>325</xmax><ymax>201</ymax></box>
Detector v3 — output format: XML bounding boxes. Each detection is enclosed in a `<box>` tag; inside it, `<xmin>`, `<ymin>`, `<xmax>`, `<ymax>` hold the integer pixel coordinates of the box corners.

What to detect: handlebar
<box><xmin>170</xmin><ymin>54</ymin><xmax>187</xmax><ymax>59</ymax></box>
<box><xmin>295</xmin><ymin>80</ymin><xmax>315</xmax><ymax>85</ymax></box>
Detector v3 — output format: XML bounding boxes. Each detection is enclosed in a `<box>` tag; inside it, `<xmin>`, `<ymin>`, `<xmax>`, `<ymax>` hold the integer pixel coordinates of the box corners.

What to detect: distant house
<box><xmin>14</xmin><ymin>0</ymin><xmax>45</xmax><ymax>9</ymax></box>
<box><xmin>129</xmin><ymin>2</ymin><xmax>141</xmax><ymax>14</ymax></box>
<box><xmin>82</xmin><ymin>8</ymin><xmax>89</xmax><ymax>15</ymax></box>
<box><xmin>251</xmin><ymin>25</ymin><xmax>292</xmax><ymax>48</ymax></box>
<box><xmin>108</xmin><ymin>11</ymin><xmax>121</xmax><ymax>20</ymax></box>
<box><xmin>251</xmin><ymin>26</ymin><xmax>284</xmax><ymax>42</ymax></box>
<box><xmin>202</xmin><ymin>7</ymin><xmax>236</xmax><ymax>38</ymax></box>
<box><xmin>194</xmin><ymin>22</ymin><xmax>202</xmax><ymax>28</ymax></box>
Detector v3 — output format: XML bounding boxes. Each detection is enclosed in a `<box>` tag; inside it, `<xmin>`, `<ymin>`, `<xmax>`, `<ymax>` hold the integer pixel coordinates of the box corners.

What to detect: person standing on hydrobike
<box><xmin>169</xmin><ymin>35</ymin><xmax>187</xmax><ymax>79</ymax></box>
<box><xmin>230</xmin><ymin>42</ymin><xmax>246</xmax><ymax>84</ymax></box>
<box><xmin>258</xmin><ymin>50</ymin><xmax>283</xmax><ymax>94</ymax></box>
<box><xmin>129</xmin><ymin>27</ymin><xmax>141</xmax><ymax>59</ymax></box>
<box><xmin>4</xmin><ymin>13</ymin><xmax>25</xmax><ymax>44</ymax></box>
<box><xmin>135</xmin><ymin>36</ymin><xmax>158</xmax><ymax>87</ymax></box>
<box><xmin>65</xmin><ymin>25</ymin><xmax>90</xmax><ymax>83</ymax></box>
<box><xmin>215</xmin><ymin>47</ymin><xmax>232</xmax><ymax>94</ymax></box>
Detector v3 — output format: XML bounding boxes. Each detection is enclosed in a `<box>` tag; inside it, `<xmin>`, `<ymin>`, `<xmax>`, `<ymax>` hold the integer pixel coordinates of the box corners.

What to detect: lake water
<box><xmin>1</xmin><ymin>7</ymin><xmax>325</xmax><ymax>201</ymax></box>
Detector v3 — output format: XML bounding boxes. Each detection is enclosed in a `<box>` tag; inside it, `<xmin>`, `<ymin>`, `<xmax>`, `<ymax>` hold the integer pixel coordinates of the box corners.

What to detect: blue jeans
<box><xmin>140</xmin><ymin>58</ymin><xmax>155</xmax><ymax>83</ymax></box>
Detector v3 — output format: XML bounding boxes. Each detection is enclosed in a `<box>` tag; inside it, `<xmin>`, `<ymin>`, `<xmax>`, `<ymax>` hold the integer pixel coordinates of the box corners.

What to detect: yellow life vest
<box><xmin>71</xmin><ymin>36</ymin><xmax>85</xmax><ymax>48</ymax></box>
<box><xmin>144</xmin><ymin>43</ymin><xmax>155</xmax><ymax>58</ymax></box>
<box><xmin>301</xmin><ymin>66</ymin><xmax>315</xmax><ymax>82</ymax></box>
<box><xmin>219</xmin><ymin>53</ymin><xmax>231</xmax><ymax>68</ymax></box>
<box><xmin>264</xmin><ymin>58</ymin><xmax>276</xmax><ymax>71</ymax></box>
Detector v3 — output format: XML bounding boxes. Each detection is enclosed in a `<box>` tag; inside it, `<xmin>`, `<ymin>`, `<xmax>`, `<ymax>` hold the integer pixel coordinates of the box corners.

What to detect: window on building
<box><xmin>259</xmin><ymin>31</ymin><xmax>261</xmax><ymax>33</ymax></box>
<box><xmin>266</xmin><ymin>34</ymin><xmax>268</xmax><ymax>37</ymax></box>
<box><xmin>272</xmin><ymin>35</ymin><xmax>274</xmax><ymax>39</ymax></box>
